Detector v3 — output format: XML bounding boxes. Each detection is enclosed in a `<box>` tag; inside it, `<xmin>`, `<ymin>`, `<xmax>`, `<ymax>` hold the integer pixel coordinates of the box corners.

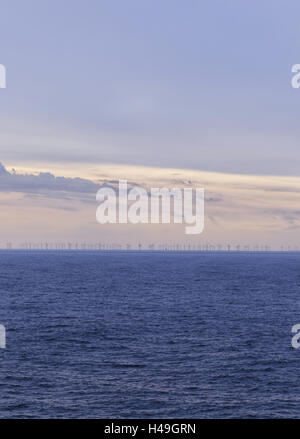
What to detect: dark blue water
<box><xmin>0</xmin><ymin>251</ymin><xmax>299</xmax><ymax>418</ymax></box>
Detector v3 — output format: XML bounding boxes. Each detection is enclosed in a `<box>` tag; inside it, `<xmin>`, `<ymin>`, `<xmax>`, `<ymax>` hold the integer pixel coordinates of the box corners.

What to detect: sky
<box><xmin>1</xmin><ymin>0</ymin><xmax>300</xmax><ymax>247</ymax></box>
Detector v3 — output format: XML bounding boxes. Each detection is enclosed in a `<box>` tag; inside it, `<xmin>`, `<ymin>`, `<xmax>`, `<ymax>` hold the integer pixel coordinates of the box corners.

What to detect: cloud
<box><xmin>0</xmin><ymin>162</ymin><xmax>103</xmax><ymax>196</ymax></box>
<box><xmin>0</xmin><ymin>162</ymin><xmax>9</xmax><ymax>176</ymax></box>
<box><xmin>0</xmin><ymin>162</ymin><xmax>145</xmax><ymax>199</ymax></box>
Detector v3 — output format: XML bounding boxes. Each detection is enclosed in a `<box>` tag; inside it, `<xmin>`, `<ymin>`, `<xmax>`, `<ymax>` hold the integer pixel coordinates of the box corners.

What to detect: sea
<box><xmin>0</xmin><ymin>250</ymin><xmax>299</xmax><ymax>418</ymax></box>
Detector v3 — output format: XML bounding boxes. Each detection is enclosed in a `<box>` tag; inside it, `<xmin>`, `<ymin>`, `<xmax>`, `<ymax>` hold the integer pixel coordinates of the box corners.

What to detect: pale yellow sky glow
<box><xmin>1</xmin><ymin>162</ymin><xmax>300</xmax><ymax>249</ymax></box>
